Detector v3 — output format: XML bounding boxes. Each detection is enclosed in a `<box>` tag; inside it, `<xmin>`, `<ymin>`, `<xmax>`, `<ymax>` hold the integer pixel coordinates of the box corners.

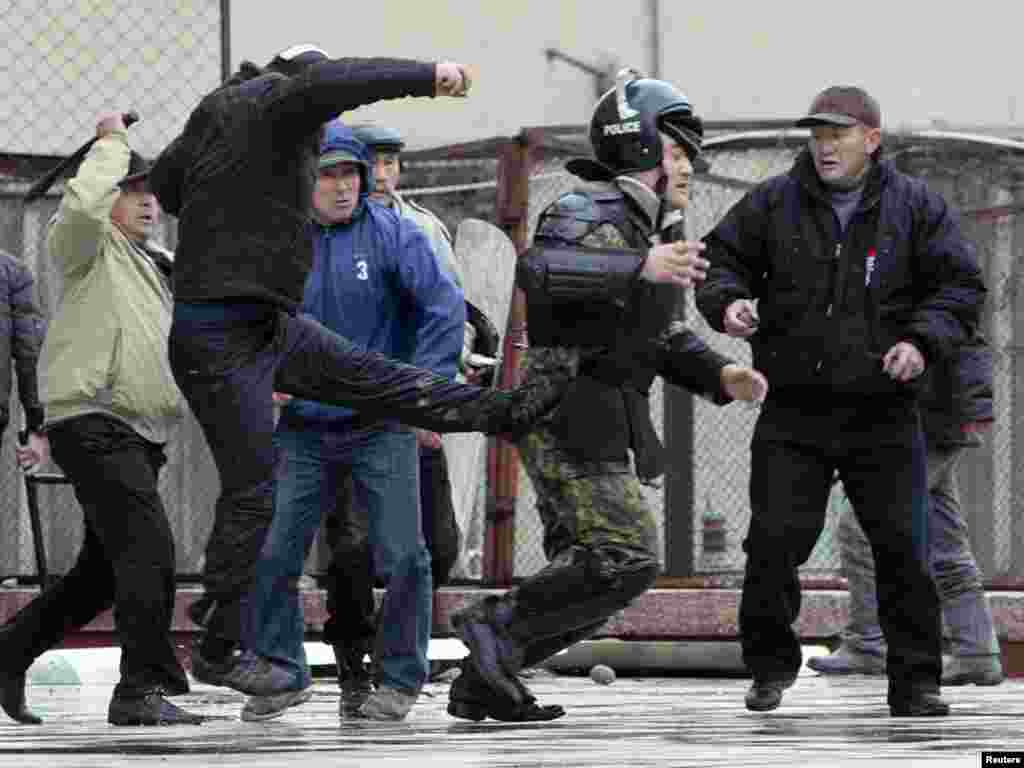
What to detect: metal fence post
<box><xmin>484</xmin><ymin>130</ymin><xmax>540</xmax><ymax>585</ymax></box>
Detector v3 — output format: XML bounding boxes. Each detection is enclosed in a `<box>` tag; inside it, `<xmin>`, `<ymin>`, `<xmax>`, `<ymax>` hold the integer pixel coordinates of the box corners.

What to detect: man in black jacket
<box><xmin>696</xmin><ymin>85</ymin><xmax>987</xmax><ymax>716</ymax></box>
<box><xmin>446</xmin><ymin>69</ymin><xmax>768</xmax><ymax>722</ymax></box>
<box><xmin>148</xmin><ymin>45</ymin><xmax>567</xmax><ymax>698</ymax></box>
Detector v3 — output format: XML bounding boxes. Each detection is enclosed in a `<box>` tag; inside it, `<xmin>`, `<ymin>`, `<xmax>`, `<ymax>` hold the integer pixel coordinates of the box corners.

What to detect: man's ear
<box><xmin>864</xmin><ymin>126</ymin><xmax>882</xmax><ymax>155</ymax></box>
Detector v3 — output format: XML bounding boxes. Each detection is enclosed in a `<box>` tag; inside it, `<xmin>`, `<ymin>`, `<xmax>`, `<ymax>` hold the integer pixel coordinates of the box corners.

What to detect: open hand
<box><xmin>640</xmin><ymin>240</ymin><xmax>708</xmax><ymax>288</ymax></box>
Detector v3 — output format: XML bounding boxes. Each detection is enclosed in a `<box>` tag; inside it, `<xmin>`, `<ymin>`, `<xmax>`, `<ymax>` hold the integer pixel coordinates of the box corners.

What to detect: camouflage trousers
<box><xmin>517</xmin><ymin>425</ymin><xmax>659</xmax><ymax>569</ymax></box>
<box><xmin>516</xmin><ymin>346</ymin><xmax>659</xmax><ymax>568</ymax></box>
<box><xmin>477</xmin><ymin>348</ymin><xmax>660</xmax><ymax>660</ymax></box>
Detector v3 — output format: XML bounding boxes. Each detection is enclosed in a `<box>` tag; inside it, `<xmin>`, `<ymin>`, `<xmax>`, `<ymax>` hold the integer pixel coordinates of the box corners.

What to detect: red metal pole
<box><xmin>483</xmin><ymin>130</ymin><xmax>540</xmax><ymax>585</ymax></box>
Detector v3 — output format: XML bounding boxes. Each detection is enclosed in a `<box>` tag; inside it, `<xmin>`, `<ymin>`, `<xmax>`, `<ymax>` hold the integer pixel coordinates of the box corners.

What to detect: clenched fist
<box><xmin>723</xmin><ymin>299</ymin><xmax>760</xmax><ymax>338</ymax></box>
<box><xmin>435</xmin><ymin>61</ymin><xmax>473</xmax><ymax>97</ymax></box>
<box><xmin>882</xmin><ymin>341</ymin><xmax>925</xmax><ymax>382</ymax></box>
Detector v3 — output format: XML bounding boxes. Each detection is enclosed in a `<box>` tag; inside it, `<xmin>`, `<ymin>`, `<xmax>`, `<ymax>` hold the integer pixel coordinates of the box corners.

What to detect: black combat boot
<box><xmin>1</xmin><ymin>672</ymin><xmax>41</xmax><ymax>725</ymax></box>
<box><xmin>333</xmin><ymin>643</ymin><xmax>374</xmax><ymax>718</ymax></box>
<box><xmin>447</xmin><ymin>660</ymin><xmax>564</xmax><ymax>722</ymax></box>
<box><xmin>889</xmin><ymin>686</ymin><xmax>950</xmax><ymax>717</ymax></box>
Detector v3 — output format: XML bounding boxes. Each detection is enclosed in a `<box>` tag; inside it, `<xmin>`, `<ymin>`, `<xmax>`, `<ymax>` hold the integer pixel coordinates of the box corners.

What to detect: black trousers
<box><xmin>739</xmin><ymin>400</ymin><xmax>941</xmax><ymax>702</ymax></box>
<box><xmin>1</xmin><ymin>414</ymin><xmax>188</xmax><ymax>697</ymax></box>
<box><xmin>169</xmin><ymin>302</ymin><xmax>542</xmax><ymax>648</ymax></box>
<box><xmin>418</xmin><ymin>445</ymin><xmax>460</xmax><ymax>586</ymax></box>
<box><xmin>321</xmin><ymin>444</ymin><xmax>461</xmax><ymax>649</ymax></box>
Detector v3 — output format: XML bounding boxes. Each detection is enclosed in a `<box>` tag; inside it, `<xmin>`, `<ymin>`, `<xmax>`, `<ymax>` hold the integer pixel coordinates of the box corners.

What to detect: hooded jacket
<box><xmin>0</xmin><ymin>249</ymin><xmax>44</xmax><ymax>434</ymax></box>
<box><xmin>697</xmin><ymin>149</ymin><xmax>986</xmax><ymax>402</ymax></box>
<box><xmin>281</xmin><ymin>123</ymin><xmax>465</xmax><ymax>429</ymax></box>
<box><xmin>148</xmin><ymin>57</ymin><xmax>437</xmax><ymax>313</ymax></box>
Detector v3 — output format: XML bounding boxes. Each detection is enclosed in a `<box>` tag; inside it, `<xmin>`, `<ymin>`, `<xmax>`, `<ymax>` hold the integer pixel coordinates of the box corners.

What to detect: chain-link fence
<box><xmin>0</xmin><ymin>1</ymin><xmax>226</xmax><ymax>582</ymax></box>
<box><xmin>3</xmin><ymin>6</ymin><xmax>1022</xmax><ymax>590</ymax></box>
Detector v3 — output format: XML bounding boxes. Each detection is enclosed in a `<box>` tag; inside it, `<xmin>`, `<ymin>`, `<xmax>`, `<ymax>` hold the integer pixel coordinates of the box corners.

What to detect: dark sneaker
<box><xmin>941</xmin><ymin>655</ymin><xmax>1004</xmax><ymax>686</ymax></box>
<box><xmin>806</xmin><ymin>645</ymin><xmax>886</xmax><ymax>675</ymax></box>
<box><xmin>191</xmin><ymin>648</ymin><xmax>297</xmax><ymax>697</ymax></box>
<box><xmin>744</xmin><ymin>678</ymin><xmax>796</xmax><ymax>712</ymax></box>
<box><xmin>241</xmin><ymin>686</ymin><xmax>314</xmax><ymax>722</ymax></box>
<box><xmin>890</xmin><ymin>690</ymin><xmax>950</xmax><ymax>717</ymax></box>
<box><xmin>1</xmin><ymin>672</ymin><xmax>41</xmax><ymax>725</ymax></box>
<box><xmin>447</xmin><ymin>661</ymin><xmax>565</xmax><ymax>722</ymax></box>
<box><xmin>358</xmin><ymin>686</ymin><xmax>418</xmax><ymax>721</ymax></box>
<box><xmin>108</xmin><ymin>691</ymin><xmax>204</xmax><ymax>726</ymax></box>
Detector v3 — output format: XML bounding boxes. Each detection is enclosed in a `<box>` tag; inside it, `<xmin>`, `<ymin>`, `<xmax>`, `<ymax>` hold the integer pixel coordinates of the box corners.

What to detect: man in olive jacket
<box><xmin>6</xmin><ymin>113</ymin><xmax>202</xmax><ymax>727</ymax></box>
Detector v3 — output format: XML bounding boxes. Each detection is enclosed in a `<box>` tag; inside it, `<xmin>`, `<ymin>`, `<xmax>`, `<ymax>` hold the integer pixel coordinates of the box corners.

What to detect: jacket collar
<box><xmin>613</xmin><ymin>175</ymin><xmax>682</xmax><ymax>241</ymax></box>
<box><xmin>615</xmin><ymin>175</ymin><xmax>661</xmax><ymax>230</ymax></box>
<box><xmin>312</xmin><ymin>197</ymin><xmax>368</xmax><ymax>231</ymax></box>
<box><xmin>792</xmin><ymin>148</ymin><xmax>888</xmax><ymax>210</ymax></box>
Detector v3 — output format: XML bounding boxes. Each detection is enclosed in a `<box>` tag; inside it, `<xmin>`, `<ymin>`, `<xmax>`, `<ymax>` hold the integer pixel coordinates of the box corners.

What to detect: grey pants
<box><xmin>838</xmin><ymin>446</ymin><xmax>1000</xmax><ymax>658</ymax></box>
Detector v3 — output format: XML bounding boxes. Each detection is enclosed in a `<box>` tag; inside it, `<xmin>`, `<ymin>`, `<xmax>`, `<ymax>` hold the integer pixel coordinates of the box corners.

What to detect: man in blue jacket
<box><xmin>696</xmin><ymin>85</ymin><xmax>986</xmax><ymax>717</ymax></box>
<box><xmin>242</xmin><ymin>121</ymin><xmax>465</xmax><ymax>722</ymax></box>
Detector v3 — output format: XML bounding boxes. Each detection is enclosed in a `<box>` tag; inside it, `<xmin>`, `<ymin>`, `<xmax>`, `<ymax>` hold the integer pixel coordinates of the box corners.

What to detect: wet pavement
<box><xmin>2</xmin><ymin>670</ymin><xmax>1022</xmax><ymax>767</ymax></box>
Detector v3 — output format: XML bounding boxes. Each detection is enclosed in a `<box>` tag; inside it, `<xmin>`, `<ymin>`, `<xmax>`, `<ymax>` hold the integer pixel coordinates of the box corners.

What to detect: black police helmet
<box><xmin>589</xmin><ymin>68</ymin><xmax>703</xmax><ymax>175</ymax></box>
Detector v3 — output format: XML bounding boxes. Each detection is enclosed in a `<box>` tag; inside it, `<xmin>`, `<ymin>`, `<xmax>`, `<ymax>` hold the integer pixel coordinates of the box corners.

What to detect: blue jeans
<box><xmin>838</xmin><ymin>446</ymin><xmax>1000</xmax><ymax>658</ymax></box>
<box><xmin>249</xmin><ymin>425</ymin><xmax>431</xmax><ymax>692</ymax></box>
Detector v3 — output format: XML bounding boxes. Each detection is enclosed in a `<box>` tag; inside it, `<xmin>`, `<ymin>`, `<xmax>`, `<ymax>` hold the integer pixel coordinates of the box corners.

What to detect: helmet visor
<box><xmin>659</xmin><ymin>111</ymin><xmax>703</xmax><ymax>160</ymax></box>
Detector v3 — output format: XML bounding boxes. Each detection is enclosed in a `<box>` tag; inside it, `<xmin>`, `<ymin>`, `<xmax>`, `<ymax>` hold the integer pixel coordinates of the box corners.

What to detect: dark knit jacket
<box><xmin>149</xmin><ymin>58</ymin><xmax>436</xmax><ymax>312</ymax></box>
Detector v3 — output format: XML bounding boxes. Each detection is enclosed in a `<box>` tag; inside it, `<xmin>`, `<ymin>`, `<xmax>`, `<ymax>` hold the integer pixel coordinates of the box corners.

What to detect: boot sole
<box><xmin>109</xmin><ymin>715</ymin><xmax>204</xmax><ymax>726</ymax></box>
<box><xmin>890</xmin><ymin>705</ymin><xmax>950</xmax><ymax>717</ymax></box>
<box><xmin>241</xmin><ymin>687</ymin><xmax>314</xmax><ymax>722</ymax></box>
<box><xmin>942</xmin><ymin>675</ymin><xmax>1004</xmax><ymax>687</ymax></box>
<box><xmin>447</xmin><ymin>700</ymin><xmax>488</xmax><ymax>721</ymax></box>
<box><xmin>744</xmin><ymin>696</ymin><xmax>782</xmax><ymax>712</ymax></box>
<box><xmin>806</xmin><ymin>664</ymin><xmax>885</xmax><ymax>676</ymax></box>
<box><xmin>447</xmin><ymin>697</ymin><xmax>566</xmax><ymax>722</ymax></box>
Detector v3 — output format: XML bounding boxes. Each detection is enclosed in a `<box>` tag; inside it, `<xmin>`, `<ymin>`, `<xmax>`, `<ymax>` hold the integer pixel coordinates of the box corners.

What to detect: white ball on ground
<box><xmin>590</xmin><ymin>664</ymin><xmax>616</xmax><ymax>685</ymax></box>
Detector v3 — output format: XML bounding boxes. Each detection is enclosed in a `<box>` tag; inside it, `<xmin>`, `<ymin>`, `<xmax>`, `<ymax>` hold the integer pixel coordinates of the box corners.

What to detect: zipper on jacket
<box><xmin>825</xmin><ymin>242</ymin><xmax>842</xmax><ymax>317</ymax></box>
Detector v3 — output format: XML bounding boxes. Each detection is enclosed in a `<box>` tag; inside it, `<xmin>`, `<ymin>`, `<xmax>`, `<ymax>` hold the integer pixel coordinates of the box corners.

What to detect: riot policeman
<box><xmin>447</xmin><ymin>69</ymin><xmax>769</xmax><ymax>722</ymax></box>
